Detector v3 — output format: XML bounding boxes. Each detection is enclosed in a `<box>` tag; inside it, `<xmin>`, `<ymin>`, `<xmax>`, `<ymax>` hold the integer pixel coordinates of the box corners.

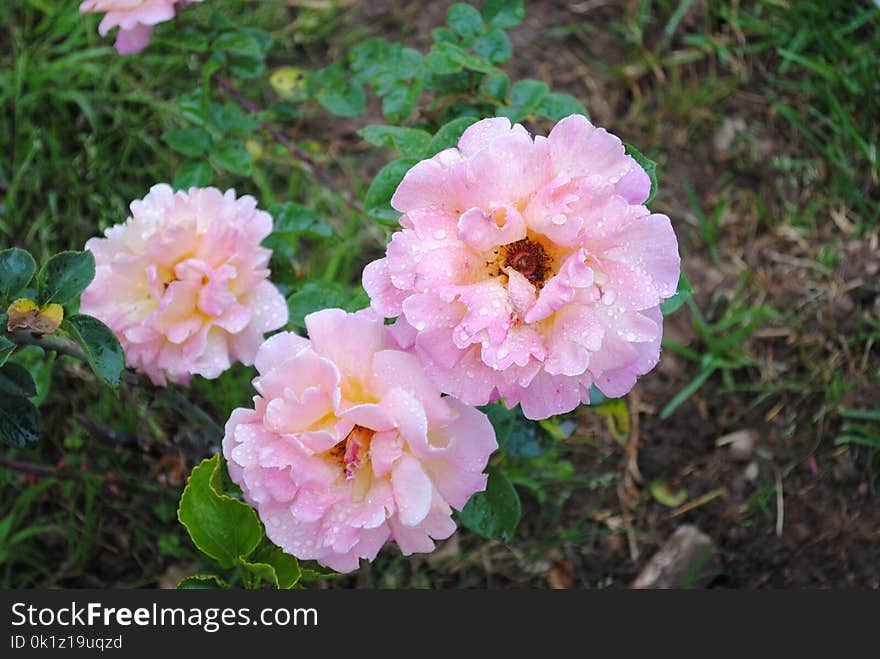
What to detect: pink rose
<box><xmin>364</xmin><ymin>115</ymin><xmax>680</xmax><ymax>419</ymax></box>
<box><xmin>79</xmin><ymin>0</ymin><xmax>203</xmax><ymax>54</ymax></box>
<box><xmin>81</xmin><ymin>184</ymin><xmax>288</xmax><ymax>385</ymax></box>
<box><xmin>222</xmin><ymin>308</ymin><xmax>497</xmax><ymax>572</ymax></box>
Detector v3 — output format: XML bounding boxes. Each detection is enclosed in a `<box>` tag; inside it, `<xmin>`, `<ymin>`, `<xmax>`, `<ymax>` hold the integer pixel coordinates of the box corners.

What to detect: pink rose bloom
<box><xmin>363</xmin><ymin>115</ymin><xmax>680</xmax><ymax>420</ymax></box>
<box><xmin>79</xmin><ymin>0</ymin><xmax>203</xmax><ymax>55</ymax></box>
<box><xmin>222</xmin><ymin>308</ymin><xmax>497</xmax><ymax>572</ymax></box>
<box><xmin>81</xmin><ymin>184</ymin><xmax>288</xmax><ymax>386</ymax></box>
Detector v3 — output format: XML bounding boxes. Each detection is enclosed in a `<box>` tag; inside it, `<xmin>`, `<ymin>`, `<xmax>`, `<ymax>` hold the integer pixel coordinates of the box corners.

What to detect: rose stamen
<box><xmin>502</xmin><ymin>238</ymin><xmax>551</xmax><ymax>285</ymax></box>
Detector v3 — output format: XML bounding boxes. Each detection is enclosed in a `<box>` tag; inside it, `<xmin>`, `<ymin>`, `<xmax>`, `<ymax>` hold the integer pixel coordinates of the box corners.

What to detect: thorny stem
<box><xmin>8</xmin><ymin>330</ymin><xmax>224</xmax><ymax>440</ymax></box>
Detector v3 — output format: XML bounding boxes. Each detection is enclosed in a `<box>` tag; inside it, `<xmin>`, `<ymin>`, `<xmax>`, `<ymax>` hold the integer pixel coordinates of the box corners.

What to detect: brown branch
<box><xmin>0</xmin><ymin>455</ymin><xmax>82</xmax><ymax>480</ymax></box>
<box><xmin>214</xmin><ymin>75</ymin><xmax>362</xmax><ymax>229</ymax></box>
<box><xmin>10</xmin><ymin>329</ymin><xmax>86</xmax><ymax>361</ymax></box>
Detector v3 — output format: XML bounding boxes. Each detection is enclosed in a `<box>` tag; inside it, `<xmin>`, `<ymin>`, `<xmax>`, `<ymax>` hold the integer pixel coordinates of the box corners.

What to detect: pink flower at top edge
<box><xmin>80</xmin><ymin>184</ymin><xmax>288</xmax><ymax>386</ymax></box>
<box><xmin>363</xmin><ymin>114</ymin><xmax>680</xmax><ymax>420</ymax></box>
<box><xmin>79</xmin><ymin>0</ymin><xmax>204</xmax><ymax>55</ymax></box>
<box><xmin>222</xmin><ymin>308</ymin><xmax>497</xmax><ymax>572</ymax></box>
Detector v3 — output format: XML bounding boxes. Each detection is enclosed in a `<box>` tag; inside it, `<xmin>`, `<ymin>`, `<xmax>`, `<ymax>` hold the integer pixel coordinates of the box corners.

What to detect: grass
<box><xmin>0</xmin><ymin>0</ymin><xmax>878</xmax><ymax>587</ymax></box>
<box><xmin>661</xmin><ymin>283</ymin><xmax>777</xmax><ymax>419</ymax></box>
<box><xmin>718</xmin><ymin>1</ymin><xmax>880</xmax><ymax>228</ymax></box>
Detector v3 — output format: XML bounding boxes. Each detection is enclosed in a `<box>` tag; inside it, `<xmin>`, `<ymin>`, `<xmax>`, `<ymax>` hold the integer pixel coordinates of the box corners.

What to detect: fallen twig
<box><xmin>668</xmin><ymin>488</ymin><xmax>727</xmax><ymax>518</ymax></box>
<box><xmin>774</xmin><ymin>466</ymin><xmax>784</xmax><ymax>538</ymax></box>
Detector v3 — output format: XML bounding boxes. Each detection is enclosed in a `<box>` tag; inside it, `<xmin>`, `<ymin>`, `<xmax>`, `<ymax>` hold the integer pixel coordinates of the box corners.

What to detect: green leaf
<box><xmin>511</xmin><ymin>78</ymin><xmax>548</xmax><ymax>106</ymax></box>
<box><xmin>349</xmin><ymin>39</ymin><xmax>420</xmax><ymax>90</ymax></box>
<box><xmin>483</xmin><ymin>72</ymin><xmax>509</xmax><ymax>101</ymax></box>
<box><xmin>177</xmin><ymin>574</ymin><xmax>228</xmax><ymax>589</ymax></box>
<box><xmin>426</xmin><ymin>116</ymin><xmax>478</xmax><ymax>156</ymax></box>
<box><xmin>230</xmin><ymin>53</ymin><xmax>266</xmax><ymax>79</ymax></box>
<box><xmin>473</xmin><ymin>27</ymin><xmax>512</xmax><ymax>64</ymax></box>
<box><xmin>425</xmin><ymin>42</ymin><xmax>495</xmax><ymax>74</ymax></box>
<box><xmin>587</xmin><ymin>384</ymin><xmax>605</xmax><ymax>406</ymax></box>
<box><xmin>504</xmin><ymin>449</ymin><xmax>577</xmax><ymax>505</ymax></box>
<box><xmin>242</xmin><ymin>545</ymin><xmax>302</xmax><ymax>589</ymax></box>
<box><xmin>174</xmin><ymin>160</ymin><xmax>214</xmax><ymax>190</ymax></box>
<box><xmin>358</xmin><ymin>125</ymin><xmax>432</xmax><ymax>158</ymax></box>
<box><xmin>505</xmin><ymin>415</ymin><xmax>555</xmax><ymax>458</ymax></box>
<box><xmin>163</xmin><ymin>128</ymin><xmax>212</xmax><ymax>158</ymax></box>
<box><xmin>178</xmin><ymin>454</ymin><xmax>263</xmax><ymax>569</ymax></box>
<box><xmin>11</xmin><ymin>346</ymin><xmax>55</xmax><ymax>407</ymax></box>
<box><xmin>480</xmin><ymin>402</ymin><xmax>516</xmax><ymax>448</ymax></box>
<box><xmin>162</xmin><ymin>25</ymin><xmax>211</xmax><ymax>52</ymax></box>
<box><xmin>316</xmin><ymin>82</ymin><xmax>366</xmax><ymax>118</ymax></box>
<box><xmin>299</xmin><ymin>566</ymin><xmax>339</xmax><ymax>582</ymax></box>
<box><xmin>382</xmin><ymin>80</ymin><xmax>423</xmax><ymax>124</ymax></box>
<box><xmin>458</xmin><ymin>468</ymin><xmax>521</xmax><ymax>541</ymax></box>
<box><xmin>660</xmin><ymin>272</ymin><xmax>694</xmax><ymax>316</ymax></box>
<box><xmin>240</xmin><ymin>27</ymin><xmax>273</xmax><ymax>56</ymax></box>
<box><xmin>432</xmin><ymin>27</ymin><xmax>458</xmax><ymax>44</ymax></box>
<box><xmin>536</xmin><ymin>92</ymin><xmax>588</xmax><ymax>121</ymax></box>
<box><xmin>0</xmin><ymin>333</ymin><xmax>14</xmax><ymax>368</ymax></box>
<box><xmin>0</xmin><ymin>363</ymin><xmax>37</xmax><ymax>398</ymax></box>
<box><xmin>482</xmin><ymin>403</ymin><xmax>554</xmax><ymax>458</ymax></box>
<box><xmin>365</xmin><ymin>158</ymin><xmax>417</xmax><ymax>224</ymax></box>
<box><xmin>0</xmin><ymin>394</ymin><xmax>39</xmax><ymax>448</ymax></box>
<box><xmin>207</xmin><ymin>102</ymin><xmax>258</xmax><ymax>136</ymax></box>
<box><xmin>425</xmin><ymin>47</ymin><xmax>463</xmax><ymax>75</ymax></box>
<box><xmin>60</xmin><ymin>314</ymin><xmax>125</xmax><ymax>388</ymax></box>
<box><xmin>270</xmin><ymin>202</ymin><xmax>333</xmax><ymax>239</ymax></box>
<box><xmin>624</xmin><ymin>142</ymin><xmax>659</xmax><ymax>203</ymax></box>
<box><xmin>0</xmin><ymin>248</ymin><xmax>36</xmax><ymax>305</ymax></box>
<box><xmin>210</xmin><ymin>139</ymin><xmax>253</xmax><ymax>176</ymax></box>
<box><xmin>177</xmin><ymin>90</ymin><xmax>207</xmax><ymax>127</ymax></box>
<box><xmin>500</xmin><ymin>78</ymin><xmax>549</xmax><ymax>121</ymax></box>
<box><xmin>482</xmin><ymin>0</ymin><xmax>525</xmax><ymax>28</ymax></box>
<box><xmin>286</xmin><ymin>281</ymin><xmax>368</xmax><ymax>331</ymax></box>
<box><xmin>213</xmin><ymin>30</ymin><xmax>272</xmax><ymax>56</ymax></box>
<box><xmin>37</xmin><ymin>251</ymin><xmax>95</xmax><ymax>306</ymax></box>
<box><xmin>447</xmin><ymin>3</ymin><xmax>484</xmax><ymax>40</ymax></box>
<box><xmin>238</xmin><ymin>558</ymin><xmax>278</xmax><ymax>587</ymax></box>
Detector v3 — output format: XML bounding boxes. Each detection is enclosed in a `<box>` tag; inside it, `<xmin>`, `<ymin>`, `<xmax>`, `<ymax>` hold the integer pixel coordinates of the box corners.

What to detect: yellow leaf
<box><xmin>6</xmin><ymin>298</ymin><xmax>64</xmax><ymax>334</ymax></box>
<box><xmin>269</xmin><ymin>67</ymin><xmax>308</xmax><ymax>102</ymax></box>
<box><xmin>245</xmin><ymin>139</ymin><xmax>263</xmax><ymax>161</ymax></box>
